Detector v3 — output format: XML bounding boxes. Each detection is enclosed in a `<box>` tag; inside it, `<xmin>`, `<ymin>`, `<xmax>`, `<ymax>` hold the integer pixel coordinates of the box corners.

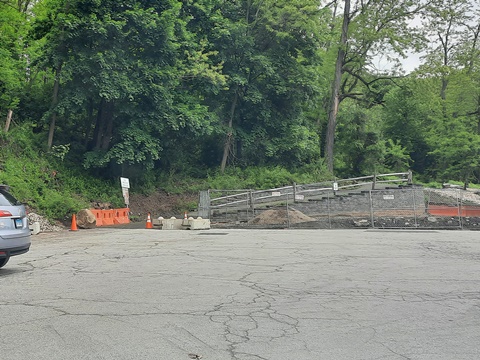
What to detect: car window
<box><xmin>0</xmin><ymin>189</ymin><xmax>21</xmax><ymax>206</ymax></box>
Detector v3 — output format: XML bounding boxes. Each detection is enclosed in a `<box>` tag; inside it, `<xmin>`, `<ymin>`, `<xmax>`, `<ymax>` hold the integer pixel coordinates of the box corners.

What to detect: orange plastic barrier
<box><xmin>90</xmin><ymin>209</ymin><xmax>104</xmax><ymax>226</ymax></box>
<box><xmin>102</xmin><ymin>209</ymin><xmax>115</xmax><ymax>226</ymax></box>
<box><xmin>114</xmin><ymin>208</ymin><xmax>130</xmax><ymax>224</ymax></box>
<box><xmin>428</xmin><ymin>205</ymin><xmax>480</xmax><ymax>217</ymax></box>
<box><xmin>89</xmin><ymin>208</ymin><xmax>130</xmax><ymax>226</ymax></box>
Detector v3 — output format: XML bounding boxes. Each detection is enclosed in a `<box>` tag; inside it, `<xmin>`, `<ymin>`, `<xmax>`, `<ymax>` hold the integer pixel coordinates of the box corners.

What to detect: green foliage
<box><xmin>205</xmin><ymin>166</ymin><xmax>330</xmax><ymax>190</ymax></box>
<box><xmin>49</xmin><ymin>143</ymin><xmax>70</xmax><ymax>160</ymax></box>
<box><xmin>384</xmin><ymin>139</ymin><xmax>412</xmax><ymax>172</ymax></box>
<box><xmin>335</xmin><ymin>102</ymin><xmax>390</xmax><ymax>176</ymax></box>
<box><xmin>0</xmin><ymin>126</ymin><xmax>123</xmax><ymax>220</ymax></box>
<box><xmin>0</xmin><ymin>1</ymin><xmax>29</xmax><ymax>112</ymax></box>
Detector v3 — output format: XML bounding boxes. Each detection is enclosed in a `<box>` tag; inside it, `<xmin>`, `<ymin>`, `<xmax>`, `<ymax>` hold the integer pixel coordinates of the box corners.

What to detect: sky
<box><xmin>367</xmin><ymin>0</ymin><xmax>479</xmax><ymax>74</ymax></box>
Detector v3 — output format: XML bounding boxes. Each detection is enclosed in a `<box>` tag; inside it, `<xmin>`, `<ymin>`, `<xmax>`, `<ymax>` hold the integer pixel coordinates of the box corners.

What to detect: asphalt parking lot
<box><xmin>1</xmin><ymin>228</ymin><xmax>479</xmax><ymax>360</ymax></box>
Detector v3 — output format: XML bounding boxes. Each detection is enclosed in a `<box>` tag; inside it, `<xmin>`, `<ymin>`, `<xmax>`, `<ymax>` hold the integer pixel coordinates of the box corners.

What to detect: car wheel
<box><xmin>0</xmin><ymin>257</ymin><xmax>9</xmax><ymax>269</ymax></box>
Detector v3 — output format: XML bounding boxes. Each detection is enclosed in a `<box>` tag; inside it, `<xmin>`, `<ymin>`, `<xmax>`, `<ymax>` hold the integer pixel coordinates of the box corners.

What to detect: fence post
<box><xmin>198</xmin><ymin>190</ymin><xmax>211</xmax><ymax>219</ymax></box>
<box><xmin>327</xmin><ymin>191</ymin><xmax>332</xmax><ymax>229</ymax></box>
<box><xmin>293</xmin><ymin>182</ymin><xmax>297</xmax><ymax>203</ymax></box>
<box><xmin>412</xmin><ymin>187</ymin><xmax>418</xmax><ymax>228</ymax></box>
<box><xmin>458</xmin><ymin>189</ymin><xmax>463</xmax><ymax>229</ymax></box>
<box><xmin>369</xmin><ymin>190</ymin><xmax>375</xmax><ymax>228</ymax></box>
<box><xmin>286</xmin><ymin>192</ymin><xmax>290</xmax><ymax>228</ymax></box>
<box><xmin>372</xmin><ymin>173</ymin><xmax>377</xmax><ymax>190</ymax></box>
<box><xmin>249</xmin><ymin>189</ymin><xmax>255</xmax><ymax>218</ymax></box>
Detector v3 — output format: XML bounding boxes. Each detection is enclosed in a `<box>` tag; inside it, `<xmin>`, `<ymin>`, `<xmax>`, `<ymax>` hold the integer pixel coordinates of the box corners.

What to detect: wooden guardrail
<box><xmin>206</xmin><ymin>171</ymin><xmax>413</xmax><ymax>213</ymax></box>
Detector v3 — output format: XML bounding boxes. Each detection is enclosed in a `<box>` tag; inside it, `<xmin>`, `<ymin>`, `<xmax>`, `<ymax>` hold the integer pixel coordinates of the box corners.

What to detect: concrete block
<box><xmin>29</xmin><ymin>222</ymin><xmax>41</xmax><ymax>235</ymax></box>
<box><xmin>155</xmin><ymin>216</ymin><xmax>210</xmax><ymax>230</ymax></box>
<box><xmin>187</xmin><ymin>217</ymin><xmax>211</xmax><ymax>230</ymax></box>
<box><xmin>152</xmin><ymin>217</ymin><xmax>164</xmax><ymax>227</ymax></box>
<box><xmin>161</xmin><ymin>218</ymin><xmax>184</xmax><ymax>230</ymax></box>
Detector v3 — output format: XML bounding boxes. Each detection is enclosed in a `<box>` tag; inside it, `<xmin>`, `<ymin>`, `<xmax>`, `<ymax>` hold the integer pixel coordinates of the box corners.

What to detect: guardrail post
<box><xmin>458</xmin><ymin>189</ymin><xmax>463</xmax><ymax>229</ymax></box>
<box><xmin>198</xmin><ymin>190</ymin><xmax>210</xmax><ymax>219</ymax></box>
<box><xmin>412</xmin><ymin>187</ymin><xmax>418</xmax><ymax>228</ymax></box>
<box><xmin>369</xmin><ymin>190</ymin><xmax>375</xmax><ymax>228</ymax></box>
<box><xmin>249</xmin><ymin>190</ymin><xmax>255</xmax><ymax>217</ymax></box>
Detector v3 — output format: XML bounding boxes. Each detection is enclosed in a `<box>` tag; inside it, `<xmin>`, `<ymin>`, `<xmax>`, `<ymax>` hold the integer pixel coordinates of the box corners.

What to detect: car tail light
<box><xmin>0</xmin><ymin>210</ymin><xmax>12</xmax><ymax>217</ymax></box>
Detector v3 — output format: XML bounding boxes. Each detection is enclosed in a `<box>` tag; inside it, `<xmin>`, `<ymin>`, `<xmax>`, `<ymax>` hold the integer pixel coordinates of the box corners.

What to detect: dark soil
<box><xmin>128</xmin><ymin>191</ymin><xmax>198</xmax><ymax>221</ymax></box>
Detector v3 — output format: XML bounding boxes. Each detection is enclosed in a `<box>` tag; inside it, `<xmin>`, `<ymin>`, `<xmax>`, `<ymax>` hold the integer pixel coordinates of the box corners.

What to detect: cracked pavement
<box><xmin>1</xmin><ymin>228</ymin><xmax>480</xmax><ymax>359</ymax></box>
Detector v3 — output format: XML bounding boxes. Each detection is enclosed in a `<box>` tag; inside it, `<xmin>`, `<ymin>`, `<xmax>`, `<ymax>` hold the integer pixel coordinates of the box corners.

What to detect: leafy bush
<box><xmin>160</xmin><ymin>165</ymin><xmax>332</xmax><ymax>192</ymax></box>
<box><xmin>0</xmin><ymin>126</ymin><xmax>123</xmax><ymax>220</ymax></box>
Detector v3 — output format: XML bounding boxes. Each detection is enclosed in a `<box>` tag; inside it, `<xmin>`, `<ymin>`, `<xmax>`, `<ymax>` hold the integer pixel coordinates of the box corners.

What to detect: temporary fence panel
<box><xmin>370</xmin><ymin>188</ymin><xmax>425</xmax><ymax>229</ymax></box>
<box><xmin>205</xmin><ymin>173</ymin><xmax>480</xmax><ymax>229</ymax></box>
<box><xmin>425</xmin><ymin>189</ymin><xmax>463</xmax><ymax>229</ymax></box>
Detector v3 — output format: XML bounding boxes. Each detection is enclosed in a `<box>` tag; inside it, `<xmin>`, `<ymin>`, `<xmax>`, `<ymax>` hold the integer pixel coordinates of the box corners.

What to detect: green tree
<box><xmin>415</xmin><ymin>0</ymin><xmax>480</xmax><ymax>184</ymax></box>
<box><xmin>322</xmin><ymin>0</ymin><xmax>427</xmax><ymax>173</ymax></box>
<box><xmin>0</xmin><ymin>0</ymin><xmax>33</xmax><ymax>131</ymax></box>
<box><xmin>34</xmin><ymin>0</ymin><xmax>225</xmax><ymax>178</ymax></box>
<box><xmin>382</xmin><ymin>80</ymin><xmax>431</xmax><ymax>175</ymax></box>
<box><xmin>196</xmin><ymin>0</ymin><xmax>325</xmax><ymax>173</ymax></box>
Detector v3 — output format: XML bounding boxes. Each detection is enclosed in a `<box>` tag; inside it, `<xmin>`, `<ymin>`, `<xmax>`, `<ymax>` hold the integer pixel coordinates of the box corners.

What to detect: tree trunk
<box><xmin>324</xmin><ymin>0</ymin><xmax>350</xmax><ymax>173</ymax></box>
<box><xmin>4</xmin><ymin>109</ymin><xmax>13</xmax><ymax>132</ymax></box>
<box><xmin>48</xmin><ymin>64</ymin><xmax>62</xmax><ymax>149</ymax></box>
<box><xmin>84</xmin><ymin>98</ymin><xmax>94</xmax><ymax>147</ymax></box>
<box><xmin>100</xmin><ymin>101</ymin><xmax>115</xmax><ymax>150</ymax></box>
<box><xmin>93</xmin><ymin>99</ymin><xmax>105</xmax><ymax>150</ymax></box>
<box><xmin>220</xmin><ymin>91</ymin><xmax>239</xmax><ymax>173</ymax></box>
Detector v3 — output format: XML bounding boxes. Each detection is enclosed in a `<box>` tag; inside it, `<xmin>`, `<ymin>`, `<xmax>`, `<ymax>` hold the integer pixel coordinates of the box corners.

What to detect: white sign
<box><xmin>333</xmin><ymin>182</ymin><xmax>338</xmax><ymax>191</ymax></box>
<box><xmin>383</xmin><ymin>194</ymin><xmax>395</xmax><ymax>200</ymax></box>
<box><xmin>120</xmin><ymin>177</ymin><xmax>130</xmax><ymax>189</ymax></box>
<box><xmin>295</xmin><ymin>195</ymin><xmax>305</xmax><ymax>201</ymax></box>
<box><xmin>272</xmin><ymin>191</ymin><xmax>281</xmax><ymax>197</ymax></box>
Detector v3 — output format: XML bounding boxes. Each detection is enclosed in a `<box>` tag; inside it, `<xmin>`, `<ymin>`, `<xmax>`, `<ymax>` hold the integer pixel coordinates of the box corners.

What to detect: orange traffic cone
<box><xmin>145</xmin><ymin>213</ymin><xmax>153</xmax><ymax>229</ymax></box>
<box><xmin>70</xmin><ymin>214</ymin><xmax>78</xmax><ymax>231</ymax></box>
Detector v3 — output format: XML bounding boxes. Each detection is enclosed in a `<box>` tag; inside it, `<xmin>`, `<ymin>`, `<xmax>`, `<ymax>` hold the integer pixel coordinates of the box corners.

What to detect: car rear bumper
<box><xmin>0</xmin><ymin>229</ymin><xmax>31</xmax><ymax>258</ymax></box>
<box><xmin>0</xmin><ymin>244</ymin><xmax>30</xmax><ymax>258</ymax></box>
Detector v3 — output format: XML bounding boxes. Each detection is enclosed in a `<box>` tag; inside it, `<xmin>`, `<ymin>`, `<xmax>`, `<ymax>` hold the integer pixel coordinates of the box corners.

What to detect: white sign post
<box><xmin>120</xmin><ymin>177</ymin><xmax>130</xmax><ymax>189</ymax></box>
<box><xmin>120</xmin><ymin>177</ymin><xmax>130</xmax><ymax>207</ymax></box>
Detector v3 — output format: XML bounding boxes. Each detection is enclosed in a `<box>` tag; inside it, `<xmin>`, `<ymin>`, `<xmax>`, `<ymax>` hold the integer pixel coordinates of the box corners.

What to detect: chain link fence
<box><xmin>200</xmin><ymin>186</ymin><xmax>480</xmax><ymax>229</ymax></box>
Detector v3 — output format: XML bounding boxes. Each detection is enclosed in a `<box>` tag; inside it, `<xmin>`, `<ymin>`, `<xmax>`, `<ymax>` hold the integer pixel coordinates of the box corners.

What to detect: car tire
<box><xmin>0</xmin><ymin>257</ymin><xmax>10</xmax><ymax>269</ymax></box>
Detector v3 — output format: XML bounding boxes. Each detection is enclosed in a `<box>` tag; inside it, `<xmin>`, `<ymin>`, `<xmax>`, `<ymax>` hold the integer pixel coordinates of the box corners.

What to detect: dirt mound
<box><xmin>249</xmin><ymin>209</ymin><xmax>316</xmax><ymax>225</ymax></box>
<box><xmin>128</xmin><ymin>191</ymin><xmax>197</xmax><ymax>220</ymax></box>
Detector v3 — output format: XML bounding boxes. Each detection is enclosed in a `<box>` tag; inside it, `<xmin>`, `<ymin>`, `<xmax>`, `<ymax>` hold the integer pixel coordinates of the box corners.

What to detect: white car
<box><xmin>0</xmin><ymin>185</ymin><xmax>31</xmax><ymax>268</ymax></box>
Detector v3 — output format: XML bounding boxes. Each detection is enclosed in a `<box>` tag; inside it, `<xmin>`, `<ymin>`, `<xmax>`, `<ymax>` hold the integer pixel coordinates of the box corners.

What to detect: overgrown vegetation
<box><xmin>0</xmin><ymin>128</ymin><xmax>123</xmax><ymax>220</ymax></box>
<box><xmin>0</xmin><ymin>127</ymin><xmax>331</xmax><ymax>220</ymax></box>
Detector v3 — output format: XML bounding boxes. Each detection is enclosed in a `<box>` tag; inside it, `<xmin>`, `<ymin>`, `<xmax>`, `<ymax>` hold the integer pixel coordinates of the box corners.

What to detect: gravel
<box><xmin>27</xmin><ymin>212</ymin><xmax>65</xmax><ymax>233</ymax></box>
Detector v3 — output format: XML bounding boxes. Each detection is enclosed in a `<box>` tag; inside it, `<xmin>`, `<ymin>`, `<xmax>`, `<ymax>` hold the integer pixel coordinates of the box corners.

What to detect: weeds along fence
<box><xmin>198</xmin><ymin>173</ymin><xmax>480</xmax><ymax>229</ymax></box>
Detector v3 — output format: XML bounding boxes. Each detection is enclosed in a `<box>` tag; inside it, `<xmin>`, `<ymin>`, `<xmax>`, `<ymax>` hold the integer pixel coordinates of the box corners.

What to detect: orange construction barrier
<box><xmin>70</xmin><ymin>214</ymin><xmax>78</xmax><ymax>231</ymax></box>
<box><xmin>428</xmin><ymin>205</ymin><xmax>480</xmax><ymax>217</ymax></box>
<box><xmin>90</xmin><ymin>209</ymin><xmax>103</xmax><ymax>226</ymax></box>
<box><xmin>102</xmin><ymin>209</ymin><xmax>115</xmax><ymax>226</ymax></box>
<box><xmin>114</xmin><ymin>208</ymin><xmax>130</xmax><ymax>224</ymax></box>
<box><xmin>88</xmin><ymin>208</ymin><xmax>131</xmax><ymax>227</ymax></box>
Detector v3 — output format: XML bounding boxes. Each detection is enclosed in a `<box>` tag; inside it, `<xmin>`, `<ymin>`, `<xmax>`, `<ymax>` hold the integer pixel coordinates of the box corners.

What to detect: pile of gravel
<box><xmin>27</xmin><ymin>212</ymin><xmax>64</xmax><ymax>232</ymax></box>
